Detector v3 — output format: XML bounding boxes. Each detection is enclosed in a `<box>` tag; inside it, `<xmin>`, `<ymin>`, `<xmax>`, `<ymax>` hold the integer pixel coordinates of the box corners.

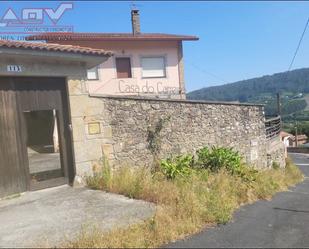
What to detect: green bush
<box><xmin>195</xmin><ymin>146</ymin><xmax>258</xmax><ymax>182</ymax></box>
<box><xmin>195</xmin><ymin>146</ymin><xmax>210</xmax><ymax>168</ymax></box>
<box><xmin>197</xmin><ymin>146</ymin><xmax>242</xmax><ymax>174</ymax></box>
<box><xmin>272</xmin><ymin>161</ymin><xmax>280</xmax><ymax>170</ymax></box>
<box><xmin>74</xmin><ymin>154</ymin><xmax>303</xmax><ymax>248</ymax></box>
<box><xmin>235</xmin><ymin>164</ymin><xmax>258</xmax><ymax>183</ymax></box>
<box><xmin>160</xmin><ymin>154</ymin><xmax>193</xmax><ymax>179</ymax></box>
<box><xmin>160</xmin><ymin>146</ymin><xmax>257</xmax><ymax>182</ymax></box>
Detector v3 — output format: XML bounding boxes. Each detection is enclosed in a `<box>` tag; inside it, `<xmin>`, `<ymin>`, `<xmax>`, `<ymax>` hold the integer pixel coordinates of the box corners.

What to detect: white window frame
<box><xmin>87</xmin><ymin>66</ymin><xmax>99</xmax><ymax>80</ymax></box>
<box><xmin>141</xmin><ymin>56</ymin><xmax>166</xmax><ymax>79</ymax></box>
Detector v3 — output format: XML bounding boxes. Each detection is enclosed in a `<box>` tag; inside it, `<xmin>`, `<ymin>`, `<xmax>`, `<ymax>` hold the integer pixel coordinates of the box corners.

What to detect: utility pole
<box><xmin>276</xmin><ymin>93</ymin><xmax>281</xmax><ymax>116</ymax></box>
<box><xmin>295</xmin><ymin>121</ymin><xmax>298</xmax><ymax>147</ymax></box>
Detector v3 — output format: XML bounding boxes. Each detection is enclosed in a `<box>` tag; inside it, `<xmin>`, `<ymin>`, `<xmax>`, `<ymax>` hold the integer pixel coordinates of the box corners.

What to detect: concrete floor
<box><xmin>0</xmin><ymin>185</ymin><xmax>155</xmax><ymax>248</ymax></box>
<box><xmin>28</xmin><ymin>148</ymin><xmax>61</xmax><ymax>174</ymax></box>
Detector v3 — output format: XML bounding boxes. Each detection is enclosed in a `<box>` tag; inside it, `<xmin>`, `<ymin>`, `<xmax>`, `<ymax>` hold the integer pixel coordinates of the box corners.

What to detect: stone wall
<box><xmin>100</xmin><ymin>97</ymin><xmax>269</xmax><ymax>168</ymax></box>
<box><xmin>266</xmin><ymin>136</ymin><xmax>286</xmax><ymax>168</ymax></box>
<box><xmin>69</xmin><ymin>91</ymin><xmax>288</xmax><ymax>177</ymax></box>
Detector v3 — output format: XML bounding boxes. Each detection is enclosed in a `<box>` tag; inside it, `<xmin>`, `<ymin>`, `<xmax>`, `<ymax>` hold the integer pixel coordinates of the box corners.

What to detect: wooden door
<box><xmin>0</xmin><ymin>78</ymin><xmax>28</xmax><ymax>197</ymax></box>
<box><xmin>0</xmin><ymin>77</ymin><xmax>74</xmax><ymax>197</ymax></box>
<box><xmin>116</xmin><ymin>57</ymin><xmax>132</xmax><ymax>78</ymax></box>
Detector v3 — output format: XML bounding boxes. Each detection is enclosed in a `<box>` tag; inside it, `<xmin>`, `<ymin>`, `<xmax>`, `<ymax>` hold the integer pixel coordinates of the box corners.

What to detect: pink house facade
<box><xmin>27</xmin><ymin>10</ymin><xmax>198</xmax><ymax>99</ymax></box>
<box><xmin>87</xmin><ymin>40</ymin><xmax>185</xmax><ymax>98</ymax></box>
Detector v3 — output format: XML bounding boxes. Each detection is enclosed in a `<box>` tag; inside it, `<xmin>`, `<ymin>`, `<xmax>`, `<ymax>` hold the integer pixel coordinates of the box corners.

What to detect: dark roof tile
<box><xmin>26</xmin><ymin>32</ymin><xmax>199</xmax><ymax>41</ymax></box>
<box><xmin>0</xmin><ymin>40</ymin><xmax>113</xmax><ymax>56</ymax></box>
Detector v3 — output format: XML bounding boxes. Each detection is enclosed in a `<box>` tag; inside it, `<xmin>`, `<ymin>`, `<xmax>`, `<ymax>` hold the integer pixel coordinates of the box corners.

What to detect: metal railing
<box><xmin>265</xmin><ymin>116</ymin><xmax>281</xmax><ymax>140</ymax></box>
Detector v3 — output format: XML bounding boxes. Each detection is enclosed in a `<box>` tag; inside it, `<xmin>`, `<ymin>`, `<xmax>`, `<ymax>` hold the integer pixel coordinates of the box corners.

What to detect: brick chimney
<box><xmin>131</xmin><ymin>9</ymin><xmax>141</xmax><ymax>35</ymax></box>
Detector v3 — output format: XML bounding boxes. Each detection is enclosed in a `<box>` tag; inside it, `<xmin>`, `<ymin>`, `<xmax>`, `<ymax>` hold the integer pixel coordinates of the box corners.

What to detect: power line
<box><xmin>288</xmin><ymin>17</ymin><xmax>309</xmax><ymax>71</ymax></box>
<box><xmin>187</xmin><ymin>60</ymin><xmax>228</xmax><ymax>85</ymax></box>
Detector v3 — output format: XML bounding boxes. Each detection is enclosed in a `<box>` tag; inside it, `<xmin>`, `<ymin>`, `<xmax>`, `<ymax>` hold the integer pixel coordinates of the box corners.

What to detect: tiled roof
<box><xmin>281</xmin><ymin>131</ymin><xmax>309</xmax><ymax>141</ymax></box>
<box><xmin>295</xmin><ymin>134</ymin><xmax>308</xmax><ymax>141</ymax></box>
<box><xmin>280</xmin><ymin>131</ymin><xmax>293</xmax><ymax>138</ymax></box>
<box><xmin>26</xmin><ymin>32</ymin><xmax>199</xmax><ymax>41</ymax></box>
<box><xmin>0</xmin><ymin>40</ymin><xmax>113</xmax><ymax>56</ymax></box>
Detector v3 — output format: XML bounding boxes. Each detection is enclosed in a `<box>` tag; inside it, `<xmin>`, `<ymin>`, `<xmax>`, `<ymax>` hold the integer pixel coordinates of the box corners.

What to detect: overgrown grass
<box><xmin>66</xmin><ymin>158</ymin><xmax>303</xmax><ymax>248</ymax></box>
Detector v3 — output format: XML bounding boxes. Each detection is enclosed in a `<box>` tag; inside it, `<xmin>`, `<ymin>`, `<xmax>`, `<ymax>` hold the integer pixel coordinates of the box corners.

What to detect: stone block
<box><xmin>103</xmin><ymin>126</ymin><xmax>112</xmax><ymax>138</ymax></box>
<box><xmin>88</xmin><ymin>122</ymin><xmax>101</xmax><ymax>135</ymax></box>
<box><xmin>75</xmin><ymin>161</ymin><xmax>93</xmax><ymax>177</ymax></box>
<box><xmin>69</xmin><ymin>95</ymin><xmax>104</xmax><ymax>117</ymax></box>
<box><xmin>74</xmin><ymin>140</ymin><xmax>102</xmax><ymax>163</ymax></box>
<box><xmin>113</xmin><ymin>143</ymin><xmax>124</xmax><ymax>153</ymax></box>
<box><xmin>250</xmin><ymin>139</ymin><xmax>258</xmax><ymax>146</ymax></box>
<box><xmin>250</xmin><ymin>148</ymin><xmax>258</xmax><ymax>161</ymax></box>
<box><xmin>71</xmin><ymin>117</ymin><xmax>85</xmax><ymax>142</ymax></box>
<box><xmin>101</xmin><ymin>144</ymin><xmax>114</xmax><ymax>159</ymax></box>
<box><xmin>68</xmin><ymin>79</ymin><xmax>83</xmax><ymax>95</ymax></box>
<box><xmin>73</xmin><ymin>175</ymin><xmax>84</xmax><ymax>187</ymax></box>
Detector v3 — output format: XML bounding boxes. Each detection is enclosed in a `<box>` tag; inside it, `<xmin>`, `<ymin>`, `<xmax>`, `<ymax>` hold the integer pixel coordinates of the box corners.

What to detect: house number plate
<box><xmin>7</xmin><ymin>65</ymin><xmax>22</xmax><ymax>72</ymax></box>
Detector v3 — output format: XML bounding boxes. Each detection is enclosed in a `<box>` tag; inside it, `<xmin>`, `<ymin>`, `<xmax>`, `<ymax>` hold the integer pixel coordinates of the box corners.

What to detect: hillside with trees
<box><xmin>187</xmin><ymin>68</ymin><xmax>309</xmax><ymax>118</ymax></box>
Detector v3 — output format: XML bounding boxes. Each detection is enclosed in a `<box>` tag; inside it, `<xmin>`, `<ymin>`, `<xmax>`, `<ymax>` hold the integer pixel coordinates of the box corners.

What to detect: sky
<box><xmin>1</xmin><ymin>1</ymin><xmax>309</xmax><ymax>92</ymax></box>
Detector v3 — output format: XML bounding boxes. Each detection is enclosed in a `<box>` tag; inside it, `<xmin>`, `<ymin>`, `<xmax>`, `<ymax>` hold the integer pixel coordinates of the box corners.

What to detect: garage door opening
<box><xmin>0</xmin><ymin>77</ymin><xmax>75</xmax><ymax>197</ymax></box>
<box><xmin>25</xmin><ymin>109</ymin><xmax>64</xmax><ymax>183</ymax></box>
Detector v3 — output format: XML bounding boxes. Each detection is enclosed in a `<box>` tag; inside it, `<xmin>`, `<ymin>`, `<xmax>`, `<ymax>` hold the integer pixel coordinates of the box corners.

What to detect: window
<box><xmin>141</xmin><ymin>57</ymin><xmax>166</xmax><ymax>78</ymax></box>
<box><xmin>116</xmin><ymin>57</ymin><xmax>132</xmax><ymax>78</ymax></box>
<box><xmin>87</xmin><ymin>67</ymin><xmax>99</xmax><ymax>80</ymax></box>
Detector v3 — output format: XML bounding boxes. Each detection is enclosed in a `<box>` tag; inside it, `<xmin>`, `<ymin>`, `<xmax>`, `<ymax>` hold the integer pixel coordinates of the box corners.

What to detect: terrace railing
<box><xmin>265</xmin><ymin>116</ymin><xmax>281</xmax><ymax>140</ymax></box>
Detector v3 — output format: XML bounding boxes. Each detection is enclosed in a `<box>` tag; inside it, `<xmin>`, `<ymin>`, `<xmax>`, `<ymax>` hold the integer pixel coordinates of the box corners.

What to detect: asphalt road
<box><xmin>167</xmin><ymin>153</ymin><xmax>309</xmax><ymax>248</ymax></box>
